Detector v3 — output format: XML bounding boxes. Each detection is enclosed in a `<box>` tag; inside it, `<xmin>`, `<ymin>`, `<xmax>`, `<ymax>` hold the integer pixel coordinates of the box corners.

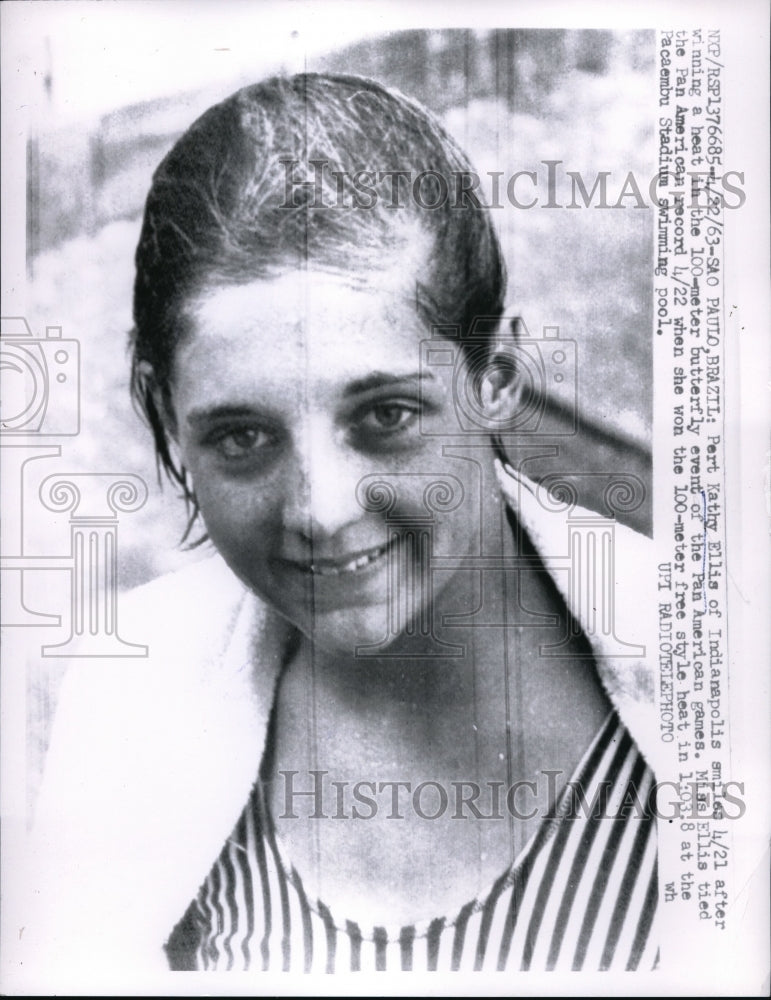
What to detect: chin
<box><xmin>305</xmin><ymin>606</ymin><xmax>399</xmax><ymax>660</ymax></box>
<box><xmin>253</xmin><ymin>568</ymin><xmax>437</xmax><ymax>660</ymax></box>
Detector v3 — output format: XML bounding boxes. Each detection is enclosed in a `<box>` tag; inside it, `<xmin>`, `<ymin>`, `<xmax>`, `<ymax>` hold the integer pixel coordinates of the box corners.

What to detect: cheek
<box><xmin>192</xmin><ymin>477</ymin><xmax>278</xmax><ymax>557</ymax></box>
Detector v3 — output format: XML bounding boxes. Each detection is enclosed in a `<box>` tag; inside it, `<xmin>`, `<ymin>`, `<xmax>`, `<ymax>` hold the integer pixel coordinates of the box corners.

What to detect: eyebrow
<box><xmin>343</xmin><ymin>371</ymin><xmax>433</xmax><ymax>397</ymax></box>
<box><xmin>185</xmin><ymin>373</ymin><xmax>435</xmax><ymax>427</ymax></box>
<box><xmin>185</xmin><ymin>404</ymin><xmax>268</xmax><ymax>428</ymax></box>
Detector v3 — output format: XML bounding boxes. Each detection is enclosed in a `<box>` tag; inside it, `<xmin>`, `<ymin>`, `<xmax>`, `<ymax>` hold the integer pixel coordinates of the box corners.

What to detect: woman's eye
<box><xmin>213</xmin><ymin>427</ymin><xmax>271</xmax><ymax>460</ymax></box>
<box><xmin>361</xmin><ymin>403</ymin><xmax>418</xmax><ymax>433</ymax></box>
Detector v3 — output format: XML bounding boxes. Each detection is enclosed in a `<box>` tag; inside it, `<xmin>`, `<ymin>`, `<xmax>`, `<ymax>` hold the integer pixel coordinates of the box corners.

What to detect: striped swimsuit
<box><xmin>165</xmin><ymin>711</ymin><xmax>658</xmax><ymax>972</ymax></box>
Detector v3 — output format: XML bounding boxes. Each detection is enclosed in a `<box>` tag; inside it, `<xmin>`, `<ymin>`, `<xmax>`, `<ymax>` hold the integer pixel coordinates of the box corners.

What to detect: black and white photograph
<box><xmin>1</xmin><ymin>1</ymin><xmax>768</xmax><ymax>994</ymax></box>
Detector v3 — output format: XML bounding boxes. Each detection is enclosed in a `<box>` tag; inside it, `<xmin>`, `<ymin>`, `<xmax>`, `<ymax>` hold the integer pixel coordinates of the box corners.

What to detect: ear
<box><xmin>476</xmin><ymin>316</ymin><xmax>525</xmax><ymax>423</ymax></box>
<box><xmin>136</xmin><ymin>360</ymin><xmax>178</xmax><ymax>442</ymax></box>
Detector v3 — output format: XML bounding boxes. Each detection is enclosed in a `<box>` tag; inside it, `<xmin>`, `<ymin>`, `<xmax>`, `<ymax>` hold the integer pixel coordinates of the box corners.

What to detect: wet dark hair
<box><xmin>130</xmin><ymin>72</ymin><xmax>506</xmax><ymax>537</ymax></box>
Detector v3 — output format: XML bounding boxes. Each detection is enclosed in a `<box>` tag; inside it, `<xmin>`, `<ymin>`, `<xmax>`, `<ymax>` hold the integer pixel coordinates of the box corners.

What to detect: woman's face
<box><xmin>169</xmin><ymin>265</ymin><xmax>507</xmax><ymax>655</ymax></box>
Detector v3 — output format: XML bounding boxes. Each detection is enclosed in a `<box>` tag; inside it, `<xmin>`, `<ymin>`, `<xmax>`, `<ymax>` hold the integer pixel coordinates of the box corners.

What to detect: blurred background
<box><xmin>18</xmin><ymin>14</ymin><xmax>655</xmax><ymax>589</ymax></box>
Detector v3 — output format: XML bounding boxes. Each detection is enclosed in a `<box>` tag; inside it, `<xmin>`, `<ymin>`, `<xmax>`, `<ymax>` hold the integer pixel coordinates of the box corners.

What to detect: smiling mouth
<box><xmin>309</xmin><ymin>541</ymin><xmax>392</xmax><ymax>577</ymax></box>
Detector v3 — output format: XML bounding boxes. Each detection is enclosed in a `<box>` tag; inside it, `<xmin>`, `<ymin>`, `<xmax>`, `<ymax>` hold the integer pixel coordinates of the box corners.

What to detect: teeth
<box><xmin>311</xmin><ymin>544</ymin><xmax>388</xmax><ymax>576</ymax></box>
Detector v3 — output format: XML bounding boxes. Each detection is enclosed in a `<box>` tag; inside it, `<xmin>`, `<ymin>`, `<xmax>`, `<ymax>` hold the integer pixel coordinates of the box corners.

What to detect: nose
<box><xmin>281</xmin><ymin>423</ymin><xmax>366</xmax><ymax>541</ymax></box>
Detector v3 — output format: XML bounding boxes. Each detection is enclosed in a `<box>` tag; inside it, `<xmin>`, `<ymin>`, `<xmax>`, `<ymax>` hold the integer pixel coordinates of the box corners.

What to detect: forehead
<box><xmin>176</xmin><ymin>268</ymin><xmax>433</xmax><ymax>388</ymax></box>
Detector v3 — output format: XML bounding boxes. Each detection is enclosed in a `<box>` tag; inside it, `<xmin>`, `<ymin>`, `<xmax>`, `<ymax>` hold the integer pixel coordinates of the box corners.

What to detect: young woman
<box><xmin>26</xmin><ymin>73</ymin><xmax>660</xmax><ymax>976</ymax></box>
